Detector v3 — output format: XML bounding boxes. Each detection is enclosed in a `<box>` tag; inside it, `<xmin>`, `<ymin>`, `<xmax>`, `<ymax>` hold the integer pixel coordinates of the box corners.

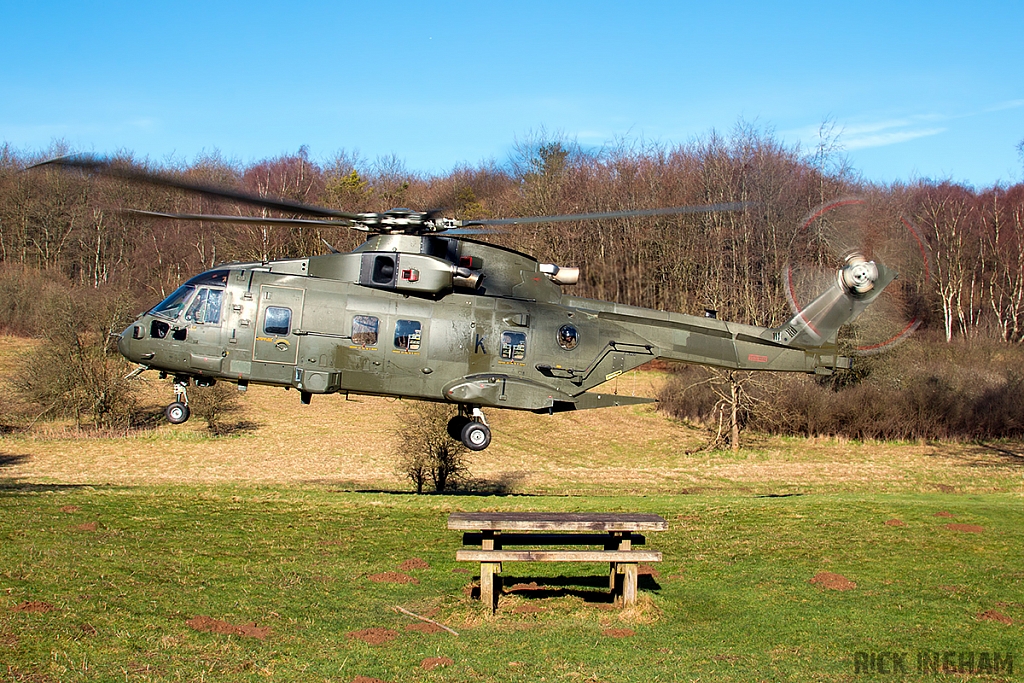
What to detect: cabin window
<box><xmin>185</xmin><ymin>288</ymin><xmax>224</xmax><ymax>325</ymax></box>
<box><xmin>352</xmin><ymin>315</ymin><xmax>379</xmax><ymax>346</ymax></box>
<box><xmin>500</xmin><ymin>331</ymin><xmax>527</xmax><ymax>361</ymax></box>
<box><xmin>557</xmin><ymin>324</ymin><xmax>580</xmax><ymax>350</ymax></box>
<box><xmin>264</xmin><ymin>306</ymin><xmax>292</xmax><ymax>336</ymax></box>
<box><xmin>394</xmin><ymin>319</ymin><xmax>422</xmax><ymax>351</ymax></box>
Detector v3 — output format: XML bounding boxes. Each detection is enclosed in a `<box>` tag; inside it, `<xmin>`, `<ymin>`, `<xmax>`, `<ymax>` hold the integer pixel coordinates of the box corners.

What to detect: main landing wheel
<box><xmin>461</xmin><ymin>421</ymin><xmax>491</xmax><ymax>451</ymax></box>
<box><xmin>165</xmin><ymin>401</ymin><xmax>191</xmax><ymax>424</ymax></box>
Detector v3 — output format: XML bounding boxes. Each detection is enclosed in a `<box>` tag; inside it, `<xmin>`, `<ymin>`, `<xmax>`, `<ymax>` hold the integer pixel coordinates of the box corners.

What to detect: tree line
<box><xmin>2</xmin><ymin>130</ymin><xmax>1022</xmax><ymax>341</ymax></box>
<box><xmin>1</xmin><ymin>127</ymin><xmax>1023</xmax><ymax>439</ymax></box>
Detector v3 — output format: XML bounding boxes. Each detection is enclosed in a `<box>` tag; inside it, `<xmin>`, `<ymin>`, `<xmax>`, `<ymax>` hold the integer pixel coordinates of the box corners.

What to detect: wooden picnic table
<box><xmin>449</xmin><ymin>512</ymin><xmax>667</xmax><ymax>612</ymax></box>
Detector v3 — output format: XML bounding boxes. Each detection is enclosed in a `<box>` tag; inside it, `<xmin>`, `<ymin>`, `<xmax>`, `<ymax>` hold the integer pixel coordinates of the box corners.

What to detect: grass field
<box><xmin>1</xmin><ymin>336</ymin><xmax>1023</xmax><ymax>681</ymax></box>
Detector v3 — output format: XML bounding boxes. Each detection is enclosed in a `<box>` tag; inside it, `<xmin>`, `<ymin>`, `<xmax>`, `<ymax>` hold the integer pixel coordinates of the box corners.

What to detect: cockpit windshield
<box><xmin>149</xmin><ymin>284</ymin><xmax>196</xmax><ymax>319</ymax></box>
<box><xmin>148</xmin><ymin>270</ymin><xmax>230</xmax><ymax>320</ymax></box>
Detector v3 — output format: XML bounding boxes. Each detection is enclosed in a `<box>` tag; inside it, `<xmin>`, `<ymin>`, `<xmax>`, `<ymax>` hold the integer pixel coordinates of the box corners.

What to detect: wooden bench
<box><xmin>449</xmin><ymin>512</ymin><xmax>667</xmax><ymax>612</ymax></box>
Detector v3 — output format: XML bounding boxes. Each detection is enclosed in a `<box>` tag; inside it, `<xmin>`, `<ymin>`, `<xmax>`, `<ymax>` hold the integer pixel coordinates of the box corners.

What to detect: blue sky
<box><xmin>2</xmin><ymin>1</ymin><xmax>1022</xmax><ymax>188</ymax></box>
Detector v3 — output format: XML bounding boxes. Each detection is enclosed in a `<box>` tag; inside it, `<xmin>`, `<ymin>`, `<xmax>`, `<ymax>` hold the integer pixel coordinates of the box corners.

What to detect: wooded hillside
<box><xmin>2</xmin><ymin>128</ymin><xmax>1023</xmax><ymax>439</ymax></box>
<box><xmin>3</xmin><ymin>130</ymin><xmax>1022</xmax><ymax>341</ymax></box>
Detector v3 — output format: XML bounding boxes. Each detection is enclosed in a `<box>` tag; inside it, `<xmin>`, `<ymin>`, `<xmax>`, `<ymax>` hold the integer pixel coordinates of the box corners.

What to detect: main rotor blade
<box><xmin>31</xmin><ymin>155</ymin><xmax>362</xmax><ymax>220</ymax></box>
<box><xmin>460</xmin><ymin>202</ymin><xmax>753</xmax><ymax>227</ymax></box>
<box><xmin>126</xmin><ymin>209</ymin><xmax>357</xmax><ymax>228</ymax></box>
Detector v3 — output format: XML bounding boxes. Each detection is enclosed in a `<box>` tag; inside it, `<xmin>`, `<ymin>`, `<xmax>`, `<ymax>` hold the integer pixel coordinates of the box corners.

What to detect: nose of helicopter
<box><xmin>117</xmin><ymin>323</ymin><xmax>135</xmax><ymax>361</ymax></box>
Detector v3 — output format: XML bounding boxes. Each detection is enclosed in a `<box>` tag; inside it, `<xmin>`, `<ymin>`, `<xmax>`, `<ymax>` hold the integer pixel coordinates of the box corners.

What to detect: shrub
<box><xmin>12</xmin><ymin>292</ymin><xmax>139</xmax><ymax>430</ymax></box>
<box><xmin>186</xmin><ymin>381</ymin><xmax>246</xmax><ymax>435</ymax></box>
<box><xmin>394</xmin><ymin>402</ymin><xmax>470</xmax><ymax>493</ymax></box>
<box><xmin>660</xmin><ymin>337</ymin><xmax>1024</xmax><ymax>442</ymax></box>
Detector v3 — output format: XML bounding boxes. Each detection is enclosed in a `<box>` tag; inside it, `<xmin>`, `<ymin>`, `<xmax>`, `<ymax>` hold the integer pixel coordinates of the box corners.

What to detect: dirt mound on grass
<box><xmin>346</xmin><ymin>628</ymin><xmax>398</xmax><ymax>645</ymax></box>
<box><xmin>367</xmin><ymin>572</ymin><xmax>418</xmax><ymax>584</ymax></box>
<box><xmin>511</xmin><ymin>604</ymin><xmax>545</xmax><ymax>614</ymax></box>
<box><xmin>603</xmin><ymin>628</ymin><xmax>635</xmax><ymax>638</ymax></box>
<box><xmin>59</xmin><ymin>505</ymin><xmax>80</xmax><ymax>513</ymax></box>
<box><xmin>885</xmin><ymin>519</ymin><xmax>905</xmax><ymax>526</ymax></box>
<box><xmin>638</xmin><ymin>564</ymin><xmax>660</xmax><ymax>577</ymax></box>
<box><xmin>934</xmin><ymin>511</ymin><xmax>955</xmax><ymax>518</ymax></box>
<box><xmin>421</xmin><ymin>657</ymin><xmax>453</xmax><ymax>670</ymax></box>
<box><xmin>509</xmin><ymin>582</ymin><xmax>543</xmax><ymax>591</ymax></box>
<box><xmin>75</xmin><ymin>522</ymin><xmax>98</xmax><ymax>532</ymax></box>
<box><xmin>810</xmin><ymin>572</ymin><xmax>856</xmax><ymax>591</ymax></box>
<box><xmin>399</xmin><ymin>558</ymin><xmax>429</xmax><ymax>571</ymax></box>
<box><xmin>186</xmin><ymin>616</ymin><xmax>271</xmax><ymax>640</ymax></box>
<box><xmin>405</xmin><ymin>622</ymin><xmax>444</xmax><ymax>634</ymax></box>
<box><xmin>11</xmin><ymin>601</ymin><xmax>54</xmax><ymax>613</ymax></box>
<box><xmin>978</xmin><ymin>610</ymin><xmax>1013</xmax><ymax>625</ymax></box>
<box><xmin>946</xmin><ymin>523</ymin><xmax>984</xmax><ymax>533</ymax></box>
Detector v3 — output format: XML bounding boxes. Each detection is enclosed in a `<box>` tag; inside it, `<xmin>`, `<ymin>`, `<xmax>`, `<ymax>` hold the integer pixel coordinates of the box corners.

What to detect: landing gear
<box><xmin>449</xmin><ymin>406</ymin><xmax>491</xmax><ymax>451</ymax></box>
<box><xmin>165</xmin><ymin>401</ymin><xmax>191</xmax><ymax>424</ymax></box>
<box><xmin>461</xmin><ymin>421</ymin><xmax>491</xmax><ymax>451</ymax></box>
<box><xmin>165</xmin><ymin>376</ymin><xmax>191</xmax><ymax>424</ymax></box>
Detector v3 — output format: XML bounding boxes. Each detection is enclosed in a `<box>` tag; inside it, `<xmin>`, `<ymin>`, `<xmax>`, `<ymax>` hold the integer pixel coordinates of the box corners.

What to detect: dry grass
<box><xmin>1</xmin><ymin>336</ymin><xmax>1022</xmax><ymax>495</ymax></box>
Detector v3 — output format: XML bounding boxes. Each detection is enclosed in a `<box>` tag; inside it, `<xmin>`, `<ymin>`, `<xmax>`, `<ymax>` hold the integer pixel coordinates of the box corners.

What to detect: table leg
<box><xmin>621</xmin><ymin>563</ymin><xmax>638</xmax><ymax>605</ymax></box>
<box><xmin>480</xmin><ymin>561</ymin><xmax>501</xmax><ymax>613</ymax></box>
<box><xmin>608</xmin><ymin>531</ymin><xmax>634</xmax><ymax>603</ymax></box>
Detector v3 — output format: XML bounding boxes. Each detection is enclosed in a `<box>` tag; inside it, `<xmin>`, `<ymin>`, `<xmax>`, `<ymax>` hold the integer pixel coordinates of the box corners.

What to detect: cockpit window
<box><xmin>184</xmin><ymin>288</ymin><xmax>224</xmax><ymax>325</ymax></box>
<box><xmin>149</xmin><ymin>270</ymin><xmax>230</xmax><ymax>320</ymax></box>
<box><xmin>149</xmin><ymin>285</ymin><xmax>195</xmax><ymax>319</ymax></box>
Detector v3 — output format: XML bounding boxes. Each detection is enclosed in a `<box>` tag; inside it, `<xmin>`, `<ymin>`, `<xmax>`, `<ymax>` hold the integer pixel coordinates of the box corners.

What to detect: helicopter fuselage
<box><xmin>118</xmin><ymin>234</ymin><xmax>861</xmax><ymax>417</ymax></box>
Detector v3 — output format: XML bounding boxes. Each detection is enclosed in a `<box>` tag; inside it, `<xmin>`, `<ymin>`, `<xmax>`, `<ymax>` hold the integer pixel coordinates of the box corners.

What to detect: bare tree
<box><xmin>395</xmin><ymin>402</ymin><xmax>470</xmax><ymax>493</ymax></box>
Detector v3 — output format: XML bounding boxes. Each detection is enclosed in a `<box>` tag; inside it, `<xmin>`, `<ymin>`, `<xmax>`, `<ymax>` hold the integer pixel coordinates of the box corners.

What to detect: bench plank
<box><xmin>448</xmin><ymin>512</ymin><xmax>668</xmax><ymax>532</ymax></box>
<box><xmin>457</xmin><ymin>550</ymin><xmax>662</xmax><ymax>563</ymax></box>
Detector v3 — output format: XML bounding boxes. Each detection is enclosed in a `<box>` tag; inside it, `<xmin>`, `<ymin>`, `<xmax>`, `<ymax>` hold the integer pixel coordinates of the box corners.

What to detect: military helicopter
<box><xmin>37</xmin><ymin>156</ymin><xmax>898</xmax><ymax>451</ymax></box>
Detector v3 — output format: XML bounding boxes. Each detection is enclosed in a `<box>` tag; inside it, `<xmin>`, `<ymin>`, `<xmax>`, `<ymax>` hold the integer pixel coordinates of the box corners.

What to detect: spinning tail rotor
<box><xmin>782</xmin><ymin>197</ymin><xmax>931</xmax><ymax>355</ymax></box>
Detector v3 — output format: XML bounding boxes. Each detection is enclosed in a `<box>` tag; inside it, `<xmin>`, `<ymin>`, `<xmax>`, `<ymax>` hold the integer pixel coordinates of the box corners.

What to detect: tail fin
<box><xmin>774</xmin><ymin>255</ymin><xmax>897</xmax><ymax>349</ymax></box>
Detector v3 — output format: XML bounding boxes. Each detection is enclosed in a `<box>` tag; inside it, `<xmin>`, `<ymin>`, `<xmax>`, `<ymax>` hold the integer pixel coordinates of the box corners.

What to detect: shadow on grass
<box><xmin>969</xmin><ymin>441</ymin><xmax>1024</xmax><ymax>464</ymax></box>
<box><xmin>0</xmin><ymin>481</ymin><xmax>117</xmax><ymax>493</ymax></box>
<box><xmin>341</xmin><ymin>488</ymin><xmax>544</xmax><ymax>498</ymax></box>
<box><xmin>467</xmin><ymin>573</ymin><xmax>662</xmax><ymax>603</ymax></box>
<box><xmin>0</xmin><ymin>454</ymin><xmax>30</xmax><ymax>468</ymax></box>
<box><xmin>314</xmin><ymin>471</ymin><xmax>538</xmax><ymax>497</ymax></box>
<box><xmin>209</xmin><ymin>420</ymin><xmax>260</xmax><ymax>436</ymax></box>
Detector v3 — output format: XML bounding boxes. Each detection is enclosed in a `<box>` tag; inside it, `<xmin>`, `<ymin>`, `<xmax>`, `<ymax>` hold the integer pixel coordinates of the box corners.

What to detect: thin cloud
<box><xmin>844</xmin><ymin>127</ymin><xmax>946</xmax><ymax>150</ymax></box>
<box><xmin>784</xmin><ymin>116</ymin><xmax>947</xmax><ymax>152</ymax></box>
<box><xmin>981</xmin><ymin>99</ymin><xmax>1024</xmax><ymax>114</ymax></box>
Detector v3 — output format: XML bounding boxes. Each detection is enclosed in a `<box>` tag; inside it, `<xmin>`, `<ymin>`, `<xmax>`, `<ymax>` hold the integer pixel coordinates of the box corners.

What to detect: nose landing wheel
<box><xmin>165</xmin><ymin>401</ymin><xmax>191</xmax><ymax>424</ymax></box>
<box><xmin>165</xmin><ymin>376</ymin><xmax>191</xmax><ymax>424</ymax></box>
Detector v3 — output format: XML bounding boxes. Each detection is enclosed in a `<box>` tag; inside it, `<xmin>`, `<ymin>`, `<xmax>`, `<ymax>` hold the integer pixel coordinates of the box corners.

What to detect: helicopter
<box><xmin>35</xmin><ymin>156</ymin><xmax>897</xmax><ymax>451</ymax></box>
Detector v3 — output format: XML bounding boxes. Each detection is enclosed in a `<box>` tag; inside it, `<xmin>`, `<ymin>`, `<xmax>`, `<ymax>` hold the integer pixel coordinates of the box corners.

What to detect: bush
<box><xmin>394</xmin><ymin>402</ymin><xmax>470</xmax><ymax>493</ymax></box>
<box><xmin>660</xmin><ymin>337</ymin><xmax>1024</xmax><ymax>441</ymax></box>
<box><xmin>12</xmin><ymin>293</ymin><xmax>139</xmax><ymax>430</ymax></box>
<box><xmin>186</xmin><ymin>381</ymin><xmax>247</xmax><ymax>435</ymax></box>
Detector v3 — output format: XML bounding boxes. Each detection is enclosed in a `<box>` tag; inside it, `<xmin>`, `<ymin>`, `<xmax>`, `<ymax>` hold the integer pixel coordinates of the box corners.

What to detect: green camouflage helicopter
<box><xmin>38</xmin><ymin>157</ymin><xmax>897</xmax><ymax>451</ymax></box>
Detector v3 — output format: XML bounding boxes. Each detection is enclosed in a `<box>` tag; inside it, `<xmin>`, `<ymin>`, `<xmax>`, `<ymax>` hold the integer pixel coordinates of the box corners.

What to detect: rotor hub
<box><xmin>840</xmin><ymin>254</ymin><xmax>878</xmax><ymax>294</ymax></box>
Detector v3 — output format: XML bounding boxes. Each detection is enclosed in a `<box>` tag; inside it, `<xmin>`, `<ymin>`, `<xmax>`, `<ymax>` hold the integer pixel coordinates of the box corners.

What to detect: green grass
<box><xmin>2</xmin><ymin>485</ymin><xmax>1022</xmax><ymax>682</ymax></box>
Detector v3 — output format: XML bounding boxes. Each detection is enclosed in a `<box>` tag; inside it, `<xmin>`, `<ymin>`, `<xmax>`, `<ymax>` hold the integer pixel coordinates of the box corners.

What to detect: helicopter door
<box><xmin>253</xmin><ymin>285</ymin><xmax>304</xmax><ymax>366</ymax></box>
<box><xmin>385</xmin><ymin>317</ymin><xmax>431</xmax><ymax>397</ymax></box>
<box><xmin>336</xmin><ymin>310</ymin><xmax>389</xmax><ymax>394</ymax></box>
